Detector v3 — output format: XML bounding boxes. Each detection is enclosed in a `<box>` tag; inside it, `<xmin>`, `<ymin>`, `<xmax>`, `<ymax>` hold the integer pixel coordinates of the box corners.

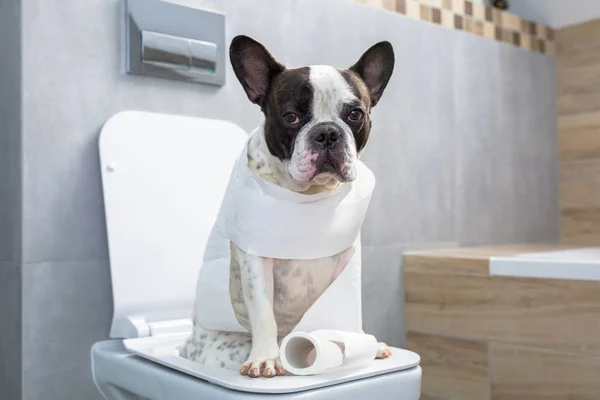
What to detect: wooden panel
<box><xmin>420</xmin><ymin>394</ymin><xmax>450</xmax><ymax>400</ymax></box>
<box><xmin>558</xmin><ymin>70</ymin><xmax>600</xmax><ymax>117</ymax></box>
<box><xmin>556</xmin><ymin>19</ymin><xmax>600</xmax><ymax>66</ymax></box>
<box><xmin>405</xmin><ymin>271</ymin><xmax>600</xmax><ymax>354</ymax></box>
<box><xmin>407</xmin><ymin>331</ymin><xmax>489</xmax><ymax>400</ymax></box>
<box><xmin>404</xmin><ymin>252</ymin><xmax>489</xmax><ymax>275</ymax></box>
<box><xmin>560</xmin><ymin>159</ymin><xmax>600</xmax><ymax>211</ymax></box>
<box><xmin>558</xmin><ymin>19</ymin><xmax>600</xmax><ymax>243</ymax></box>
<box><xmin>559</xmin><ymin>118</ymin><xmax>600</xmax><ymax>162</ymax></box>
<box><xmin>491</xmin><ymin>343</ymin><xmax>600</xmax><ymax>400</ymax></box>
<box><xmin>561</xmin><ymin>207</ymin><xmax>600</xmax><ymax>245</ymax></box>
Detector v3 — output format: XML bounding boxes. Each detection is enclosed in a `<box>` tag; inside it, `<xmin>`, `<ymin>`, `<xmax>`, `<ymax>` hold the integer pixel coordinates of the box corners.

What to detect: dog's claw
<box><xmin>376</xmin><ymin>343</ymin><xmax>392</xmax><ymax>359</ymax></box>
<box><xmin>275</xmin><ymin>360</ymin><xmax>286</xmax><ymax>376</ymax></box>
<box><xmin>241</xmin><ymin>357</ymin><xmax>284</xmax><ymax>378</ymax></box>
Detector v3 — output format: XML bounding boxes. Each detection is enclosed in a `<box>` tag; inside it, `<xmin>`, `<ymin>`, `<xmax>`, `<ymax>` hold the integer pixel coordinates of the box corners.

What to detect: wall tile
<box><xmin>362</xmin><ymin>245</ymin><xmax>405</xmax><ymax>347</ymax></box>
<box><xmin>22</xmin><ymin>260</ymin><xmax>112</xmax><ymax>400</ymax></box>
<box><xmin>558</xmin><ymin>19</ymin><xmax>600</xmax><ymax>245</ymax></box>
<box><xmin>0</xmin><ymin>0</ymin><xmax>22</xmax><ymax>264</ymax></box>
<box><xmin>0</xmin><ymin>262</ymin><xmax>22</xmax><ymax>400</ymax></box>
<box><xmin>455</xmin><ymin>35</ymin><xmax>559</xmax><ymax>246</ymax></box>
<box><xmin>453</xmin><ymin>33</ymin><xmax>500</xmax><ymax>246</ymax></box>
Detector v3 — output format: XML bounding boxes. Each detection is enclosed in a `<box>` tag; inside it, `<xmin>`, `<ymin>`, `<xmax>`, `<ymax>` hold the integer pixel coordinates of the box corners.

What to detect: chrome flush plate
<box><xmin>123</xmin><ymin>0</ymin><xmax>226</xmax><ymax>86</ymax></box>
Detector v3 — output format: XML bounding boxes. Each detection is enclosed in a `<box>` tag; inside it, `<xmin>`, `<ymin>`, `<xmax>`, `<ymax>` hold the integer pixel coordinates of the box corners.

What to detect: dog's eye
<box><xmin>283</xmin><ymin>113</ymin><xmax>300</xmax><ymax>125</ymax></box>
<box><xmin>347</xmin><ymin>109</ymin><xmax>364</xmax><ymax>122</ymax></box>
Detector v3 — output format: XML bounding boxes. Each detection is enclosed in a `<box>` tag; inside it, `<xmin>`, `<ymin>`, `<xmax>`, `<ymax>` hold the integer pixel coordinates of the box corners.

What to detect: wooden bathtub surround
<box><xmin>558</xmin><ymin>18</ymin><xmax>600</xmax><ymax>245</ymax></box>
<box><xmin>404</xmin><ymin>244</ymin><xmax>600</xmax><ymax>400</ymax></box>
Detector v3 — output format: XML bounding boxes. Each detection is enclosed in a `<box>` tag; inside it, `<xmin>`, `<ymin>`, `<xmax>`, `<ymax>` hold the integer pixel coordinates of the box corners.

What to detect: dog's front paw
<box><xmin>376</xmin><ymin>342</ymin><xmax>392</xmax><ymax>359</ymax></box>
<box><xmin>240</xmin><ymin>355</ymin><xmax>285</xmax><ymax>378</ymax></box>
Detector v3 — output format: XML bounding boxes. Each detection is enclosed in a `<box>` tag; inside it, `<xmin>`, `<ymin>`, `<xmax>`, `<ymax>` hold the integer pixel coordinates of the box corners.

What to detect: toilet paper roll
<box><xmin>279</xmin><ymin>330</ymin><xmax>379</xmax><ymax>376</ymax></box>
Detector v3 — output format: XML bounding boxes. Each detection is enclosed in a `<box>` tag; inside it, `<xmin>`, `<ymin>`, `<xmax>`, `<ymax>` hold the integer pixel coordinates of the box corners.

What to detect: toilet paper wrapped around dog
<box><xmin>195</xmin><ymin>132</ymin><xmax>375</xmax><ymax>334</ymax></box>
<box><xmin>280</xmin><ymin>330</ymin><xmax>380</xmax><ymax>375</ymax></box>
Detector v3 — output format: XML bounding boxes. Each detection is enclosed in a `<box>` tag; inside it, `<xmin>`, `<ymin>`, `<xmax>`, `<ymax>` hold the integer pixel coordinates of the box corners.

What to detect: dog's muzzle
<box><xmin>307</xmin><ymin>122</ymin><xmax>354</xmax><ymax>181</ymax></box>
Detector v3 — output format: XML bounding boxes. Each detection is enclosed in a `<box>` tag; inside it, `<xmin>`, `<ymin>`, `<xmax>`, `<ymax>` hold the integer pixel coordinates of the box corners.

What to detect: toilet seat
<box><xmin>91</xmin><ymin>111</ymin><xmax>421</xmax><ymax>399</ymax></box>
<box><xmin>92</xmin><ymin>341</ymin><xmax>421</xmax><ymax>400</ymax></box>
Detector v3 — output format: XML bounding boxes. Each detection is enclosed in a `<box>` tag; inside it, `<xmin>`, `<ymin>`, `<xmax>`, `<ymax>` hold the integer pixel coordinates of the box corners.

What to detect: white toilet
<box><xmin>90</xmin><ymin>111</ymin><xmax>422</xmax><ymax>400</ymax></box>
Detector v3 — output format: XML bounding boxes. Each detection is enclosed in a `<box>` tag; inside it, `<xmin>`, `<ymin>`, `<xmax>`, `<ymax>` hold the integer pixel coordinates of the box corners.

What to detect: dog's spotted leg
<box><xmin>234</xmin><ymin>247</ymin><xmax>284</xmax><ymax>378</ymax></box>
<box><xmin>180</xmin><ymin>323</ymin><xmax>252</xmax><ymax>369</ymax></box>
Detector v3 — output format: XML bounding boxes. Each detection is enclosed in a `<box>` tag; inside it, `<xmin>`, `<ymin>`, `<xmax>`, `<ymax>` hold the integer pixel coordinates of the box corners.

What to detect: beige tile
<box><xmin>405</xmin><ymin>0</ymin><xmax>420</xmax><ymax>19</ymax></box>
<box><xmin>427</xmin><ymin>0</ymin><xmax>443</xmax><ymax>8</ymax></box>
<box><xmin>491</xmin><ymin>344</ymin><xmax>600</xmax><ymax>400</ymax></box>
<box><xmin>474</xmin><ymin>20</ymin><xmax>483</xmax><ymax>36</ymax></box>
<box><xmin>483</xmin><ymin>21</ymin><xmax>495</xmax><ymax>39</ymax></box>
<box><xmin>472</xmin><ymin>1</ymin><xmax>485</xmax><ymax>21</ymax></box>
<box><xmin>520</xmin><ymin>33</ymin><xmax>532</xmax><ymax>50</ymax></box>
<box><xmin>465</xmin><ymin>17</ymin><xmax>473</xmax><ymax>32</ymax></box>
<box><xmin>405</xmin><ymin>270</ymin><xmax>600</xmax><ymax>354</ymax></box>
<box><xmin>382</xmin><ymin>0</ymin><xmax>396</xmax><ymax>11</ymax></box>
<box><xmin>407</xmin><ymin>331</ymin><xmax>489</xmax><ymax>400</ymax></box>
<box><xmin>441</xmin><ymin>9</ymin><xmax>454</xmax><ymax>28</ymax></box>
<box><xmin>503</xmin><ymin>12</ymin><xmax>519</xmax><ymax>31</ymax></box>
<box><xmin>442</xmin><ymin>0</ymin><xmax>452</xmax><ymax>10</ymax></box>
<box><xmin>492</xmin><ymin>8</ymin><xmax>503</xmax><ymax>27</ymax></box>
<box><xmin>420</xmin><ymin>3</ymin><xmax>431</xmax><ymax>21</ymax></box>
<box><xmin>451</xmin><ymin>0</ymin><xmax>465</xmax><ymax>14</ymax></box>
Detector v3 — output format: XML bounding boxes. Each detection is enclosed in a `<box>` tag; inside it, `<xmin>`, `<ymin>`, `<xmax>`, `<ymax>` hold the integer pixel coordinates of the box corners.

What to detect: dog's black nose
<box><xmin>311</xmin><ymin>123</ymin><xmax>342</xmax><ymax>149</ymax></box>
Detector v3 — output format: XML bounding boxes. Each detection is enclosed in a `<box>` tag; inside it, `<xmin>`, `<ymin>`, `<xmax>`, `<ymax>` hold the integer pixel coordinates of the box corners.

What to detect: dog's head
<box><xmin>230</xmin><ymin>35</ymin><xmax>394</xmax><ymax>186</ymax></box>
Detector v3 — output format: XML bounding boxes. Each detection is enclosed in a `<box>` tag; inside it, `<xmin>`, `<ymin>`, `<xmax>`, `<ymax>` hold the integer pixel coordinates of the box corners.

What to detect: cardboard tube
<box><xmin>280</xmin><ymin>330</ymin><xmax>379</xmax><ymax>376</ymax></box>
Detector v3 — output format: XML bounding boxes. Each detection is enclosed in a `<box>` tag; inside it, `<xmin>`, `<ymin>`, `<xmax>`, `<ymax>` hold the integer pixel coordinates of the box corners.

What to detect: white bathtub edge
<box><xmin>490</xmin><ymin>255</ymin><xmax>600</xmax><ymax>282</ymax></box>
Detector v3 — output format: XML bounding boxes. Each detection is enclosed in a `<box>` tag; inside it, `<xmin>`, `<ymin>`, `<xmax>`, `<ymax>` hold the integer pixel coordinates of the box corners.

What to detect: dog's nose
<box><xmin>311</xmin><ymin>123</ymin><xmax>342</xmax><ymax>149</ymax></box>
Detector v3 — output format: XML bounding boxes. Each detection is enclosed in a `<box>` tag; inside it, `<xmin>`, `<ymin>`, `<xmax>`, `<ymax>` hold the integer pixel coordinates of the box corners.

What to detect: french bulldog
<box><xmin>181</xmin><ymin>35</ymin><xmax>395</xmax><ymax>378</ymax></box>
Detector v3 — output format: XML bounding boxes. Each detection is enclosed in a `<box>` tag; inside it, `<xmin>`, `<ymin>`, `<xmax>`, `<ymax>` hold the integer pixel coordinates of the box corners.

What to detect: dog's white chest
<box><xmin>229</xmin><ymin>246</ymin><xmax>356</xmax><ymax>337</ymax></box>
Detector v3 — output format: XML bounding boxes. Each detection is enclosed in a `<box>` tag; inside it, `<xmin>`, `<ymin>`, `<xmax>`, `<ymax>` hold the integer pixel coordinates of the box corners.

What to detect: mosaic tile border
<box><xmin>353</xmin><ymin>0</ymin><xmax>555</xmax><ymax>55</ymax></box>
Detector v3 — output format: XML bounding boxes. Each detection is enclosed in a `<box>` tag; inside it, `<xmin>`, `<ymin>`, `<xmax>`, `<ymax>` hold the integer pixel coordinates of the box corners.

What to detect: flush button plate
<box><xmin>123</xmin><ymin>0</ymin><xmax>225</xmax><ymax>86</ymax></box>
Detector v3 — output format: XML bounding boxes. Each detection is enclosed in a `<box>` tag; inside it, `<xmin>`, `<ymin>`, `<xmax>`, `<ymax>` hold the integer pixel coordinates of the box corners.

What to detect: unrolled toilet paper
<box><xmin>194</xmin><ymin>131</ymin><xmax>376</xmax><ymax>334</ymax></box>
<box><xmin>279</xmin><ymin>330</ymin><xmax>380</xmax><ymax>376</ymax></box>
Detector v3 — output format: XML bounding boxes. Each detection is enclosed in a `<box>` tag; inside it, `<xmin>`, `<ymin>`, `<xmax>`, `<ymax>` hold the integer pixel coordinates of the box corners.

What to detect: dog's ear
<box><xmin>229</xmin><ymin>35</ymin><xmax>285</xmax><ymax>107</ymax></box>
<box><xmin>349</xmin><ymin>41</ymin><xmax>395</xmax><ymax>107</ymax></box>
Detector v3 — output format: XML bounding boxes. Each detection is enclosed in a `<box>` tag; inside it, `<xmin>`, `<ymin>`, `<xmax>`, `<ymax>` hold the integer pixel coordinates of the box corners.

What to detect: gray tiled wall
<box><xmin>0</xmin><ymin>0</ymin><xmax>22</xmax><ymax>264</ymax></box>
<box><xmin>0</xmin><ymin>0</ymin><xmax>22</xmax><ymax>399</ymax></box>
<box><xmin>2</xmin><ymin>0</ymin><xmax>561</xmax><ymax>398</ymax></box>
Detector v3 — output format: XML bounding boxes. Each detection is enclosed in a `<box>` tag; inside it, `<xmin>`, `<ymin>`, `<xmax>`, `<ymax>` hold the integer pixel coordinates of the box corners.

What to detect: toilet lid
<box><xmin>99</xmin><ymin>111</ymin><xmax>248</xmax><ymax>338</ymax></box>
